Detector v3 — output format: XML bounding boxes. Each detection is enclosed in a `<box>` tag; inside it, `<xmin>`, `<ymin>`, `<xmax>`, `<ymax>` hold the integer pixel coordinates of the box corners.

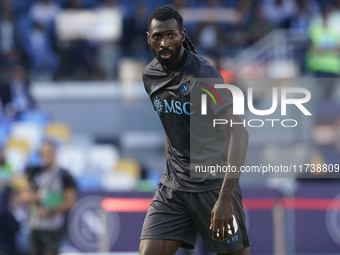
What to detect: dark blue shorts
<box><xmin>140</xmin><ymin>183</ymin><xmax>249</xmax><ymax>253</ymax></box>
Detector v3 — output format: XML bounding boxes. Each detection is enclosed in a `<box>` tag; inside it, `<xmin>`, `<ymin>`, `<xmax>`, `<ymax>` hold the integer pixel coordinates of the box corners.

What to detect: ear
<box><xmin>181</xmin><ymin>29</ymin><xmax>186</xmax><ymax>43</ymax></box>
<box><xmin>146</xmin><ymin>31</ymin><xmax>151</xmax><ymax>44</ymax></box>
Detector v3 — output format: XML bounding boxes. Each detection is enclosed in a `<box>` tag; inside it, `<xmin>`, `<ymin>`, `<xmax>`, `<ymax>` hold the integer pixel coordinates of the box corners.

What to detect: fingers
<box><xmin>211</xmin><ymin>212</ymin><xmax>226</xmax><ymax>241</ymax></box>
<box><xmin>211</xmin><ymin>211</ymin><xmax>217</xmax><ymax>240</ymax></box>
<box><xmin>211</xmin><ymin>216</ymin><xmax>235</xmax><ymax>241</ymax></box>
<box><xmin>229</xmin><ymin>217</ymin><xmax>235</xmax><ymax>235</ymax></box>
<box><xmin>218</xmin><ymin>223</ymin><xmax>225</xmax><ymax>241</ymax></box>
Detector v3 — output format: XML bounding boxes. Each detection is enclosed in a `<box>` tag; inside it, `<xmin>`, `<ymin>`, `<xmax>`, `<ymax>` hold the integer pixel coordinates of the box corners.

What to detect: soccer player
<box><xmin>140</xmin><ymin>6</ymin><xmax>250</xmax><ymax>255</ymax></box>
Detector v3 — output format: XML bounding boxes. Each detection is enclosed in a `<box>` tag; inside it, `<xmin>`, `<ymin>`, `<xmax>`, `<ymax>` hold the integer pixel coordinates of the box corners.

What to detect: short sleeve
<box><xmin>61</xmin><ymin>170</ymin><xmax>77</xmax><ymax>190</ymax></box>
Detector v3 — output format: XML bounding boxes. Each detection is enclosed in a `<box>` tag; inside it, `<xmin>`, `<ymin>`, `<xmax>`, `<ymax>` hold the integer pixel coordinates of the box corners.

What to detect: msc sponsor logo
<box><xmin>153</xmin><ymin>97</ymin><xmax>194</xmax><ymax>115</ymax></box>
<box><xmin>153</xmin><ymin>97</ymin><xmax>163</xmax><ymax>115</ymax></box>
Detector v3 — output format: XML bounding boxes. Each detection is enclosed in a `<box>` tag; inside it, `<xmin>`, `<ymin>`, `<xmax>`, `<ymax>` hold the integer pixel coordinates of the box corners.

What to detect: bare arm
<box><xmin>210</xmin><ymin>106</ymin><xmax>249</xmax><ymax>241</ymax></box>
<box><xmin>21</xmin><ymin>181</ymin><xmax>39</xmax><ymax>204</ymax></box>
<box><xmin>51</xmin><ymin>188</ymin><xmax>77</xmax><ymax>214</ymax></box>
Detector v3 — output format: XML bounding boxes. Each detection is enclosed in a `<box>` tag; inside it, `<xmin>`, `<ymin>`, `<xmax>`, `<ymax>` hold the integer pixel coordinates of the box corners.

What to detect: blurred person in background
<box><xmin>193</xmin><ymin>21</ymin><xmax>226</xmax><ymax>58</ymax></box>
<box><xmin>121</xmin><ymin>2</ymin><xmax>150</xmax><ymax>64</ymax></box>
<box><xmin>0</xmin><ymin>180</ymin><xmax>29</xmax><ymax>255</ymax></box>
<box><xmin>96</xmin><ymin>0</ymin><xmax>123</xmax><ymax>80</ymax></box>
<box><xmin>22</xmin><ymin>140</ymin><xmax>77</xmax><ymax>255</ymax></box>
<box><xmin>67</xmin><ymin>0</ymin><xmax>85</xmax><ymax>9</ymax></box>
<box><xmin>306</xmin><ymin>5</ymin><xmax>340</xmax><ymax>99</ymax></box>
<box><xmin>290</xmin><ymin>0</ymin><xmax>320</xmax><ymax>35</ymax></box>
<box><xmin>0</xmin><ymin>10</ymin><xmax>23</xmax><ymax>75</ymax></box>
<box><xmin>0</xmin><ymin>146</ymin><xmax>13</xmax><ymax>226</ymax></box>
<box><xmin>29</xmin><ymin>0</ymin><xmax>61</xmax><ymax>27</ymax></box>
<box><xmin>0</xmin><ymin>147</ymin><xmax>12</xmax><ymax>193</ymax></box>
<box><xmin>171</xmin><ymin>0</ymin><xmax>189</xmax><ymax>9</ymax></box>
<box><xmin>23</xmin><ymin>21</ymin><xmax>60</xmax><ymax>81</ymax></box>
<box><xmin>261</xmin><ymin>0</ymin><xmax>297</xmax><ymax>28</ymax></box>
<box><xmin>0</xmin><ymin>65</ymin><xmax>35</xmax><ymax>118</ymax></box>
<box><xmin>246</xmin><ymin>3</ymin><xmax>277</xmax><ymax>45</ymax></box>
<box><xmin>55</xmin><ymin>0</ymin><xmax>101</xmax><ymax>80</ymax></box>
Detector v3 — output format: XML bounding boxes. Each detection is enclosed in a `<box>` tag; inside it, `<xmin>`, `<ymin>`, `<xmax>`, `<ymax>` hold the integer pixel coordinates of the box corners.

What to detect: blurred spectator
<box><xmin>29</xmin><ymin>0</ymin><xmax>61</xmax><ymax>27</ymax></box>
<box><xmin>120</xmin><ymin>2</ymin><xmax>150</xmax><ymax>64</ymax></box>
<box><xmin>290</xmin><ymin>0</ymin><xmax>321</xmax><ymax>35</ymax></box>
<box><xmin>22</xmin><ymin>139</ymin><xmax>77</xmax><ymax>255</ymax></box>
<box><xmin>230</xmin><ymin>0</ymin><xmax>257</xmax><ymax>49</ymax></box>
<box><xmin>0</xmin><ymin>147</ymin><xmax>12</xmax><ymax>193</ymax></box>
<box><xmin>55</xmin><ymin>39</ymin><xmax>101</xmax><ymax>80</ymax></box>
<box><xmin>193</xmin><ymin>22</ymin><xmax>226</xmax><ymax>57</ymax></box>
<box><xmin>24</xmin><ymin>22</ymin><xmax>60</xmax><ymax>80</ymax></box>
<box><xmin>306</xmin><ymin>6</ymin><xmax>340</xmax><ymax>98</ymax></box>
<box><xmin>67</xmin><ymin>0</ymin><xmax>85</xmax><ymax>9</ymax></box>
<box><xmin>95</xmin><ymin>0</ymin><xmax>123</xmax><ymax>80</ymax></box>
<box><xmin>55</xmin><ymin>0</ymin><xmax>103</xmax><ymax>80</ymax></box>
<box><xmin>102</xmin><ymin>0</ymin><xmax>119</xmax><ymax>8</ymax></box>
<box><xmin>0</xmin><ymin>183</ymin><xmax>29</xmax><ymax>255</ymax></box>
<box><xmin>262</xmin><ymin>0</ymin><xmax>297</xmax><ymax>28</ymax></box>
<box><xmin>235</xmin><ymin>0</ymin><xmax>255</xmax><ymax>28</ymax></box>
<box><xmin>0</xmin><ymin>10</ymin><xmax>21</xmax><ymax>71</ymax></box>
<box><xmin>204</xmin><ymin>0</ymin><xmax>222</xmax><ymax>8</ymax></box>
<box><xmin>171</xmin><ymin>0</ymin><xmax>189</xmax><ymax>9</ymax></box>
<box><xmin>247</xmin><ymin>4</ymin><xmax>277</xmax><ymax>45</ymax></box>
<box><xmin>0</xmin><ymin>0</ymin><xmax>13</xmax><ymax>14</ymax></box>
<box><xmin>0</xmin><ymin>65</ymin><xmax>35</xmax><ymax>117</ymax></box>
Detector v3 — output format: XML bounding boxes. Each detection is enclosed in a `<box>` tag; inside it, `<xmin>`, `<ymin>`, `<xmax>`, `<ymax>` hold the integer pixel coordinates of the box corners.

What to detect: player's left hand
<box><xmin>210</xmin><ymin>197</ymin><xmax>234</xmax><ymax>241</ymax></box>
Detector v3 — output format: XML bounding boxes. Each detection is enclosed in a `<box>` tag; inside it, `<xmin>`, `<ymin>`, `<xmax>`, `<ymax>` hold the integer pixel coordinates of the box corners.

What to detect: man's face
<box><xmin>39</xmin><ymin>143</ymin><xmax>56</xmax><ymax>169</ymax></box>
<box><xmin>147</xmin><ymin>18</ymin><xmax>186</xmax><ymax>69</ymax></box>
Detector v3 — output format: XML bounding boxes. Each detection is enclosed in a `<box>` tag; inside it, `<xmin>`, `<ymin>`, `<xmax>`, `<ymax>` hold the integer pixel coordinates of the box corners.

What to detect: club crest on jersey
<box><xmin>153</xmin><ymin>96</ymin><xmax>163</xmax><ymax>115</ymax></box>
<box><xmin>180</xmin><ymin>82</ymin><xmax>190</xmax><ymax>95</ymax></box>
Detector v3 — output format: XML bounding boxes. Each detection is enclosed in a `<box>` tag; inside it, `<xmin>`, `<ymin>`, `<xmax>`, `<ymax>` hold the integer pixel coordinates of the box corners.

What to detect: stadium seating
<box><xmin>45</xmin><ymin>122</ymin><xmax>71</xmax><ymax>144</ymax></box>
<box><xmin>88</xmin><ymin>144</ymin><xmax>120</xmax><ymax>174</ymax></box>
<box><xmin>56</xmin><ymin>145</ymin><xmax>86</xmax><ymax>177</ymax></box>
<box><xmin>115</xmin><ymin>158</ymin><xmax>141</xmax><ymax>180</ymax></box>
<box><xmin>10</xmin><ymin>122</ymin><xmax>43</xmax><ymax>150</ymax></box>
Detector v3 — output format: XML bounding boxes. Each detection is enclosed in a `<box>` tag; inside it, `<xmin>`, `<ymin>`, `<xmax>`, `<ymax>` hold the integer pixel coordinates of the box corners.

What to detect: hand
<box><xmin>37</xmin><ymin>207</ymin><xmax>52</xmax><ymax>218</ymax></box>
<box><xmin>209</xmin><ymin>197</ymin><xmax>234</xmax><ymax>241</ymax></box>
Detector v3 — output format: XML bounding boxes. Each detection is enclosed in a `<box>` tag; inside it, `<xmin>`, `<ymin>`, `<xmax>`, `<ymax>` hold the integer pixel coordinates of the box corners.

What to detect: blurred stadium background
<box><xmin>0</xmin><ymin>0</ymin><xmax>340</xmax><ymax>254</ymax></box>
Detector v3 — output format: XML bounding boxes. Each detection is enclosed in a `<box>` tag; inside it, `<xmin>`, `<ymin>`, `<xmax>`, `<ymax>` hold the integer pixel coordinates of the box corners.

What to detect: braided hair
<box><xmin>148</xmin><ymin>6</ymin><xmax>198</xmax><ymax>55</ymax></box>
<box><xmin>183</xmin><ymin>35</ymin><xmax>197</xmax><ymax>55</ymax></box>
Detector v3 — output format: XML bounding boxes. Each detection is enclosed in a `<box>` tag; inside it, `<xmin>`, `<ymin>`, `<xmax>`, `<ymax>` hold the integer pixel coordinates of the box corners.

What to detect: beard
<box><xmin>151</xmin><ymin>44</ymin><xmax>182</xmax><ymax>67</ymax></box>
